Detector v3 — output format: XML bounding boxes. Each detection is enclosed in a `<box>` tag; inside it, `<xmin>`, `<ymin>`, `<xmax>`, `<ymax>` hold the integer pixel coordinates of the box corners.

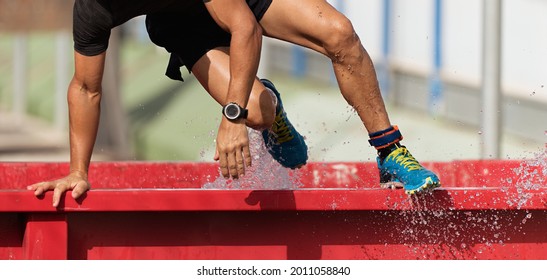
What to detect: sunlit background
<box><xmin>0</xmin><ymin>0</ymin><xmax>545</xmax><ymax>164</ymax></box>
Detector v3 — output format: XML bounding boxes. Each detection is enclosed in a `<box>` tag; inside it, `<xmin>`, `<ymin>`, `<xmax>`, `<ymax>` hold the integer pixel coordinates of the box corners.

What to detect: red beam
<box><xmin>2</xmin><ymin>160</ymin><xmax>543</xmax><ymax>190</ymax></box>
<box><xmin>0</xmin><ymin>188</ymin><xmax>545</xmax><ymax>212</ymax></box>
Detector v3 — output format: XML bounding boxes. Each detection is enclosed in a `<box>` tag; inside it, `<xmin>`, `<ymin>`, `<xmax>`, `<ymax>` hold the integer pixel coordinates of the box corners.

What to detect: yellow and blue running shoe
<box><xmin>377</xmin><ymin>145</ymin><xmax>441</xmax><ymax>195</ymax></box>
<box><xmin>261</xmin><ymin>79</ymin><xmax>308</xmax><ymax>169</ymax></box>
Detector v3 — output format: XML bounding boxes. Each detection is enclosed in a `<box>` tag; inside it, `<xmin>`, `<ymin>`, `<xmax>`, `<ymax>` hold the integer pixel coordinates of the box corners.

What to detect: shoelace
<box><xmin>271</xmin><ymin>110</ymin><xmax>294</xmax><ymax>144</ymax></box>
<box><xmin>386</xmin><ymin>147</ymin><xmax>423</xmax><ymax>171</ymax></box>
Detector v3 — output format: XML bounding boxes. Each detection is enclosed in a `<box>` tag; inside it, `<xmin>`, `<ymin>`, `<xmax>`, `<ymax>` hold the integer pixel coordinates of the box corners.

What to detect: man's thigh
<box><xmin>260</xmin><ymin>0</ymin><xmax>348</xmax><ymax>54</ymax></box>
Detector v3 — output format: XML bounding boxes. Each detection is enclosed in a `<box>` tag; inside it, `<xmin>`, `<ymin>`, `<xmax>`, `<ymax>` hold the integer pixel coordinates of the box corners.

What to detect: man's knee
<box><xmin>323</xmin><ymin>16</ymin><xmax>361</xmax><ymax>59</ymax></box>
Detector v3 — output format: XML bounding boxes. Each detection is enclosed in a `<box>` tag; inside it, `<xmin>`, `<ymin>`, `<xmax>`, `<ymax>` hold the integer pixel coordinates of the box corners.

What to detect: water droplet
<box><xmin>478</xmin><ymin>131</ymin><xmax>483</xmax><ymax>135</ymax></box>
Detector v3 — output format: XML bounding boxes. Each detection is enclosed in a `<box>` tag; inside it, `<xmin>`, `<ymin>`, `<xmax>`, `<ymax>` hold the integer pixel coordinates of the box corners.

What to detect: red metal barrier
<box><xmin>0</xmin><ymin>161</ymin><xmax>546</xmax><ymax>260</ymax></box>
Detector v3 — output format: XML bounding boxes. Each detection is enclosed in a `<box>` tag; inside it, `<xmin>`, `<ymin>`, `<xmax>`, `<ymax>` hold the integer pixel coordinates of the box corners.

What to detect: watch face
<box><xmin>225</xmin><ymin>103</ymin><xmax>241</xmax><ymax>119</ymax></box>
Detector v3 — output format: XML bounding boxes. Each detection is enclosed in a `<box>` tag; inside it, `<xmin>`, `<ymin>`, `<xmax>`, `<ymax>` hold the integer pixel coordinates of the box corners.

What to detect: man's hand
<box><xmin>214</xmin><ymin>118</ymin><xmax>252</xmax><ymax>179</ymax></box>
<box><xmin>27</xmin><ymin>172</ymin><xmax>90</xmax><ymax>208</ymax></box>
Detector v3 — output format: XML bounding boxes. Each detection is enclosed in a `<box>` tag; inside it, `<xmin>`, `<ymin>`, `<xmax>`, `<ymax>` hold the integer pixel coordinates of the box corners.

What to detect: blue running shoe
<box><xmin>260</xmin><ymin>79</ymin><xmax>308</xmax><ymax>169</ymax></box>
<box><xmin>377</xmin><ymin>145</ymin><xmax>441</xmax><ymax>195</ymax></box>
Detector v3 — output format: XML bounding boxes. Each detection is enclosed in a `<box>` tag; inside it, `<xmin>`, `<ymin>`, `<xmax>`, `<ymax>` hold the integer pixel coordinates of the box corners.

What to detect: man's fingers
<box><xmin>27</xmin><ymin>182</ymin><xmax>40</xmax><ymax>191</ymax></box>
<box><xmin>28</xmin><ymin>175</ymin><xmax>90</xmax><ymax>208</ymax></box>
<box><xmin>214</xmin><ymin>149</ymin><xmax>220</xmax><ymax>161</ymax></box>
<box><xmin>29</xmin><ymin>182</ymin><xmax>52</xmax><ymax>196</ymax></box>
<box><xmin>243</xmin><ymin>145</ymin><xmax>252</xmax><ymax>168</ymax></box>
<box><xmin>52</xmin><ymin>183</ymin><xmax>69</xmax><ymax>208</ymax></box>
<box><xmin>71</xmin><ymin>181</ymin><xmax>90</xmax><ymax>199</ymax></box>
<box><xmin>219</xmin><ymin>153</ymin><xmax>229</xmax><ymax>178</ymax></box>
<box><xmin>235</xmin><ymin>148</ymin><xmax>245</xmax><ymax>177</ymax></box>
<box><xmin>227</xmin><ymin>152</ymin><xmax>239</xmax><ymax>179</ymax></box>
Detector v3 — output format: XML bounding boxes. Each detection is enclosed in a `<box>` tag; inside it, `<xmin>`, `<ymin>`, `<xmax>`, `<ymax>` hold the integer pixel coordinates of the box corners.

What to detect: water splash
<box><xmin>507</xmin><ymin>146</ymin><xmax>547</xmax><ymax>208</ymax></box>
<box><xmin>202</xmin><ymin>128</ymin><xmax>303</xmax><ymax>190</ymax></box>
<box><xmin>376</xmin><ymin>166</ymin><xmax>546</xmax><ymax>260</ymax></box>
<box><xmin>370</xmin><ymin>145</ymin><xmax>546</xmax><ymax>259</ymax></box>
<box><xmin>367</xmin><ymin>206</ymin><xmax>524</xmax><ymax>259</ymax></box>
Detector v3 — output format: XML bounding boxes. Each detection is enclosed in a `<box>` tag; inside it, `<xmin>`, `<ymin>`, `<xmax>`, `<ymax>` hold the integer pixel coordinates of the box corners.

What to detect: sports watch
<box><xmin>222</xmin><ymin>102</ymin><xmax>248</xmax><ymax>121</ymax></box>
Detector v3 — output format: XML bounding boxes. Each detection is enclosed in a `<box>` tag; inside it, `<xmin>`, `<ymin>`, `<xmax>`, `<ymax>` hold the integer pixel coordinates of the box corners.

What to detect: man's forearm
<box><xmin>225</xmin><ymin>24</ymin><xmax>261</xmax><ymax>106</ymax></box>
<box><xmin>67</xmin><ymin>78</ymin><xmax>101</xmax><ymax>178</ymax></box>
<box><xmin>202</xmin><ymin>0</ymin><xmax>262</xmax><ymax>106</ymax></box>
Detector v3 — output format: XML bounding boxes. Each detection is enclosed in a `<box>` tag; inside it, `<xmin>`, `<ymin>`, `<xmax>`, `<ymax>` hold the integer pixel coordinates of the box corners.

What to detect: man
<box><xmin>146</xmin><ymin>0</ymin><xmax>441</xmax><ymax>194</ymax></box>
<box><xmin>30</xmin><ymin>0</ymin><xmax>441</xmax><ymax>207</ymax></box>
<box><xmin>27</xmin><ymin>0</ymin><xmax>274</xmax><ymax>207</ymax></box>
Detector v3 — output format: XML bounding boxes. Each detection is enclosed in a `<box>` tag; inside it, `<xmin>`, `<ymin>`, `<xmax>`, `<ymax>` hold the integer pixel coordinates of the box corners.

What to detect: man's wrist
<box><xmin>69</xmin><ymin>169</ymin><xmax>88</xmax><ymax>179</ymax></box>
<box><xmin>222</xmin><ymin>102</ymin><xmax>248</xmax><ymax>121</ymax></box>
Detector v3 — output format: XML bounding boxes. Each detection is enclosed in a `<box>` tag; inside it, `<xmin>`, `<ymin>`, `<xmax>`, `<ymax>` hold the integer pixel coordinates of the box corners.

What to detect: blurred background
<box><xmin>0</xmin><ymin>0</ymin><xmax>545</xmax><ymax>164</ymax></box>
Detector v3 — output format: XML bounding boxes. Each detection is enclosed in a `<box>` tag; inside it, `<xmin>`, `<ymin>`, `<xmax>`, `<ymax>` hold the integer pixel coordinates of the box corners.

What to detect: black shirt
<box><xmin>73</xmin><ymin>0</ymin><xmax>200</xmax><ymax>56</ymax></box>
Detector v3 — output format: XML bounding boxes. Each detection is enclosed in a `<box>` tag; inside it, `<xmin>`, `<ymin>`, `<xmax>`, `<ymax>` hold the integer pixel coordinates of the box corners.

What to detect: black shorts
<box><xmin>74</xmin><ymin>0</ymin><xmax>201</xmax><ymax>56</ymax></box>
<box><xmin>145</xmin><ymin>0</ymin><xmax>272</xmax><ymax>81</ymax></box>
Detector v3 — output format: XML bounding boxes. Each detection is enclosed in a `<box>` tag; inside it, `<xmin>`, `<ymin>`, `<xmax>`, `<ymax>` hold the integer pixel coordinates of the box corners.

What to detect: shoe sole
<box><xmin>405</xmin><ymin>181</ymin><xmax>441</xmax><ymax>195</ymax></box>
